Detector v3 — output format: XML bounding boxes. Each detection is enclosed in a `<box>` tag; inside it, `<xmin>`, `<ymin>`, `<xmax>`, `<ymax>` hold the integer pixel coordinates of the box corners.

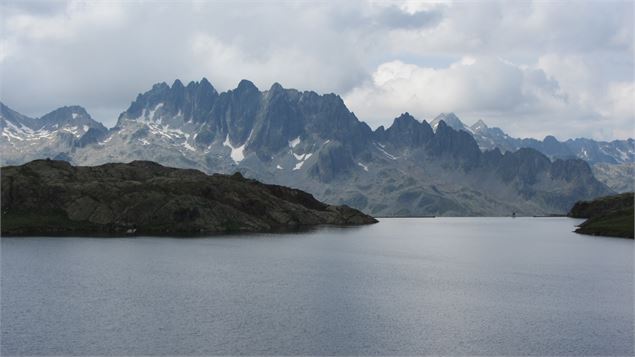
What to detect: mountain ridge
<box><xmin>1</xmin><ymin>78</ymin><xmax>625</xmax><ymax>216</ymax></box>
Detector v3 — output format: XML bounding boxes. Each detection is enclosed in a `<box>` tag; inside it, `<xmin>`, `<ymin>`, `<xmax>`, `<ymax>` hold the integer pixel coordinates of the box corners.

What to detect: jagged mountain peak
<box><xmin>436</xmin><ymin>112</ymin><xmax>459</xmax><ymax>119</ymax></box>
<box><xmin>119</xmin><ymin>78</ymin><xmax>222</xmax><ymax>124</ymax></box>
<box><xmin>392</xmin><ymin>112</ymin><xmax>417</xmax><ymax>125</ymax></box>
<box><xmin>431</xmin><ymin>112</ymin><xmax>471</xmax><ymax>133</ymax></box>
<box><xmin>380</xmin><ymin>112</ymin><xmax>433</xmax><ymax>148</ymax></box>
<box><xmin>433</xmin><ymin>112</ymin><xmax>460</xmax><ymax>122</ymax></box>
<box><xmin>435</xmin><ymin>119</ymin><xmax>449</xmax><ymax>130</ymax></box>
<box><xmin>38</xmin><ymin>105</ymin><xmax>105</xmax><ymax>132</ymax></box>
<box><xmin>44</xmin><ymin>105</ymin><xmax>89</xmax><ymax>117</ymax></box>
<box><xmin>189</xmin><ymin>77</ymin><xmax>217</xmax><ymax>94</ymax></box>
<box><xmin>269</xmin><ymin>82</ymin><xmax>284</xmax><ymax>92</ymax></box>
<box><xmin>544</xmin><ymin>135</ymin><xmax>560</xmax><ymax>143</ymax></box>
<box><xmin>172</xmin><ymin>79</ymin><xmax>185</xmax><ymax>90</ymax></box>
<box><xmin>471</xmin><ymin>119</ymin><xmax>488</xmax><ymax>132</ymax></box>
<box><xmin>152</xmin><ymin>82</ymin><xmax>170</xmax><ymax>91</ymax></box>
<box><xmin>236</xmin><ymin>79</ymin><xmax>259</xmax><ymax>93</ymax></box>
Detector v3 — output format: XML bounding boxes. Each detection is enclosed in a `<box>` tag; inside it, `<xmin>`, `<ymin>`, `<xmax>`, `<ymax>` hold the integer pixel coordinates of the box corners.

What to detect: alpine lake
<box><xmin>1</xmin><ymin>217</ymin><xmax>633</xmax><ymax>355</ymax></box>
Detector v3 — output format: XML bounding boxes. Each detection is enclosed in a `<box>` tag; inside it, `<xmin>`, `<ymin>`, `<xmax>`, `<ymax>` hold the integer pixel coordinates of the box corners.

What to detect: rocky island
<box><xmin>568</xmin><ymin>192</ymin><xmax>634</xmax><ymax>239</ymax></box>
<box><xmin>1</xmin><ymin>159</ymin><xmax>377</xmax><ymax>236</ymax></box>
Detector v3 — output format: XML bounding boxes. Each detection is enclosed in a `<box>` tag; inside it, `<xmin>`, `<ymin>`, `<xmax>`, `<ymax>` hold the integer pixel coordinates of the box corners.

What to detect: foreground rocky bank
<box><xmin>569</xmin><ymin>192</ymin><xmax>634</xmax><ymax>238</ymax></box>
<box><xmin>1</xmin><ymin>160</ymin><xmax>377</xmax><ymax>236</ymax></box>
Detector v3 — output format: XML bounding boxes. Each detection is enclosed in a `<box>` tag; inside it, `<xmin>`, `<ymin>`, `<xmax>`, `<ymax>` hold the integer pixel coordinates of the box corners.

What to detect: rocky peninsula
<box><xmin>1</xmin><ymin>159</ymin><xmax>377</xmax><ymax>236</ymax></box>
<box><xmin>569</xmin><ymin>192</ymin><xmax>634</xmax><ymax>238</ymax></box>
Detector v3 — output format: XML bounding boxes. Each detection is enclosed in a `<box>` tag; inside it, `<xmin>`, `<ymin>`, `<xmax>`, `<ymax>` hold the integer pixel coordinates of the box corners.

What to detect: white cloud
<box><xmin>344</xmin><ymin>55</ymin><xmax>633</xmax><ymax>140</ymax></box>
<box><xmin>0</xmin><ymin>0</ymin><xmax>632</xmax><ymax>140</ymax></box>
<box><xmin>345</xmin><ymin>57</ymin><xmax>532</xmax><ymax>124</ymax></box>
<box><xmin>189</xmin><ymin>33</ymin><xmax>365</xmax><ymax>96</ymax></box>
<box><xmin>4</xmin><ymin>1</ymin><xmax>124</xmax><ymax>42</ymax></box>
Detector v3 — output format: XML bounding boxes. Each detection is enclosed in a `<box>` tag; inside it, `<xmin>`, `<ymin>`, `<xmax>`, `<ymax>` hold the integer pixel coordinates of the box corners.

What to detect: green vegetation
<box><xmin>569</xmin><ymin>192</ymin><xmax>634</xmax><ymax>239</ymax></box>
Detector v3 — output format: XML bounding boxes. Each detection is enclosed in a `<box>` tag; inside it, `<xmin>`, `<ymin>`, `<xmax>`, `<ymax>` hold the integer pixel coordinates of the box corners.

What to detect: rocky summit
<box><xmin>1</xmin><ymin>159</ymin><xmax>377</xmax><ymax>236</ymax></box>
<box><xmin>1</xmin><ymin>78</ymin><xmax>627</xmax><ymax>216</ymax></box>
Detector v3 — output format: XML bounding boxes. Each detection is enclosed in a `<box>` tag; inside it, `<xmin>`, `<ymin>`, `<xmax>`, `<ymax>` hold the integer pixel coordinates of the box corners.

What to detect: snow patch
<box><xmin>291</xmin><ymin>151</ymin><xmax>313</xmax><ymax>171</ymax></box>
<box><xmin>616</xmin><ymin>148</ymin><xmax>629</xmax><ymax>161</ymax></box>
<box><xmin>375</xmin><ymin>144</ymin><xmax>398</xmax><ymax>160</ymax></box>
<box><xmin>3</xmin><ymin>121</ymin><xmax>55</xmax><ymax>141</ymax></box>
<box><xmin>142</xmin><ymin>121</ymin><xmax>190</xmax><ymax>142</ymax></box>
<box><xmin>2</xmin><ymin>127</ymin><xmax>24</xmax><ymax>141</ymax></box>
<box><xmin>63</xmin><ymin>126</ymin><xmax>81</xmax><ymax>137</ymax></box>
<box><xmin>293</xmin><ymin>161</ymin><xmax>305</xmax><ymax>170</ymax></box>
<box><xmin>223</xmin><ymin>131</ymin><xmax>252</xmax><ymax>163</ymax></box>
<box><xmin>288</xmin><ymin>136</ymin><xmax>301</xmax><ymax>148</ymax></box>
<box><xmin>146</xmin><ymin>103</ymin><xmax>164</xmax><ymax>121</ymax></box>
<box><xmin>293</xmin><ymin>152</ymin><xmax>313</xmax><ymax>161</ymax></box>
<box><xmin>72</xmin><ymin>113</ymin><xmax>78</xmax><ymax>119</ymax></box>
<box><xmin>182</xmin><ymin>141</ymin><xmax>196</xmax><ymax>152</ymax></box>
<box><xmin>357</xmin><ymin>162</ymin><xmax>369</xmax><ymax>172</ymax></box>
<box><xmin>276</xmin><ymin>164</ymin><xmax>284</xmax><ymax>170</ymax></box>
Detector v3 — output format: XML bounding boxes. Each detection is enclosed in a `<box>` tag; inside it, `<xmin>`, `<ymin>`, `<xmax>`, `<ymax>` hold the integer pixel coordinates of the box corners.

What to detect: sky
<box><xmin>0</xmin><ymin>0</ymin><xmax>633</xmax><ymax>141</ymax></box>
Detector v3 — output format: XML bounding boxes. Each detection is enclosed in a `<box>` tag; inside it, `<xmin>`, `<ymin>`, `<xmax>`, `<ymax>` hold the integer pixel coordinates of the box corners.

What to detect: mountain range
<box><xmin>429</xmin><ymin>112</ymin><xmax>634</xmax><ymax>193</ymax></box>
<box><xmin>2</xmin><ymin>78</ymin><xmax>632</xmax><ymax>216</ymax></box>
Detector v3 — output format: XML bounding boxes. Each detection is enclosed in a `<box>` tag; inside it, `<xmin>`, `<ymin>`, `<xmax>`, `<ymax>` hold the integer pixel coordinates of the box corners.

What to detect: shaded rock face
<box><xmin>1</xmin><ymin>160</ymin><xmax>377</xmax><ymax>236</ymax></box>
<box><xmin>380</xmin><ymin>113</ymin><xmax>433</xmax><ymax>148</ymax></box>
<box><xmin>592</xmin><ymin>163</ymin><xmax>635</xmax><ymax>193</ymax></box>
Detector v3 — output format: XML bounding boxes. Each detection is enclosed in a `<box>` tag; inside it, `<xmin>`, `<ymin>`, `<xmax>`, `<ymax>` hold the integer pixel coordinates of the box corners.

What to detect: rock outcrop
<box><xmin>1</xmin><ymin>159</ymin><xmax>377</xmax><ymax>236</ymax></box>
<box><xmin>569</xmin><ymin>192</ymin><xmax>634</xmax><ymax>238</ymax></box>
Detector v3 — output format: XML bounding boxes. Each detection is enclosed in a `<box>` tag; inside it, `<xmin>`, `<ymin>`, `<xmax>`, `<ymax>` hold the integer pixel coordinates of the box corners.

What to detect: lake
<box><xmin>1</xmin><ymin>217</ymin><xmax>633</xmax><ymax>355</ymax></box>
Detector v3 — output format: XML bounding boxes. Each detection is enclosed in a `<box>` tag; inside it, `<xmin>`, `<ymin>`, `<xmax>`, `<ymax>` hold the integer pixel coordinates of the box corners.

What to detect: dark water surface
<box><xmin>1</xmin><ymin>218</ymin><xmax>633</xmax><ymax>355</ymax></box>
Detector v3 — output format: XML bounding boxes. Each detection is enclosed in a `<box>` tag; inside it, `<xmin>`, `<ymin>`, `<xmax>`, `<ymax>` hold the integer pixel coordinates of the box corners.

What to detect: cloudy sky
<box><xmin>1</xmin><ymin>0</ymin><xmax>633</xmax><ymax>140</ymax></box>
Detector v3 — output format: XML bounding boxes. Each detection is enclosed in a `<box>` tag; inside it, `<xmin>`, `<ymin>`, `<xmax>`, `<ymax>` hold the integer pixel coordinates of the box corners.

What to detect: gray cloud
<box><xmin>0</xmin><ymin>0</ymin><xmax>632</xmax><ymax>140</ymax></box>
